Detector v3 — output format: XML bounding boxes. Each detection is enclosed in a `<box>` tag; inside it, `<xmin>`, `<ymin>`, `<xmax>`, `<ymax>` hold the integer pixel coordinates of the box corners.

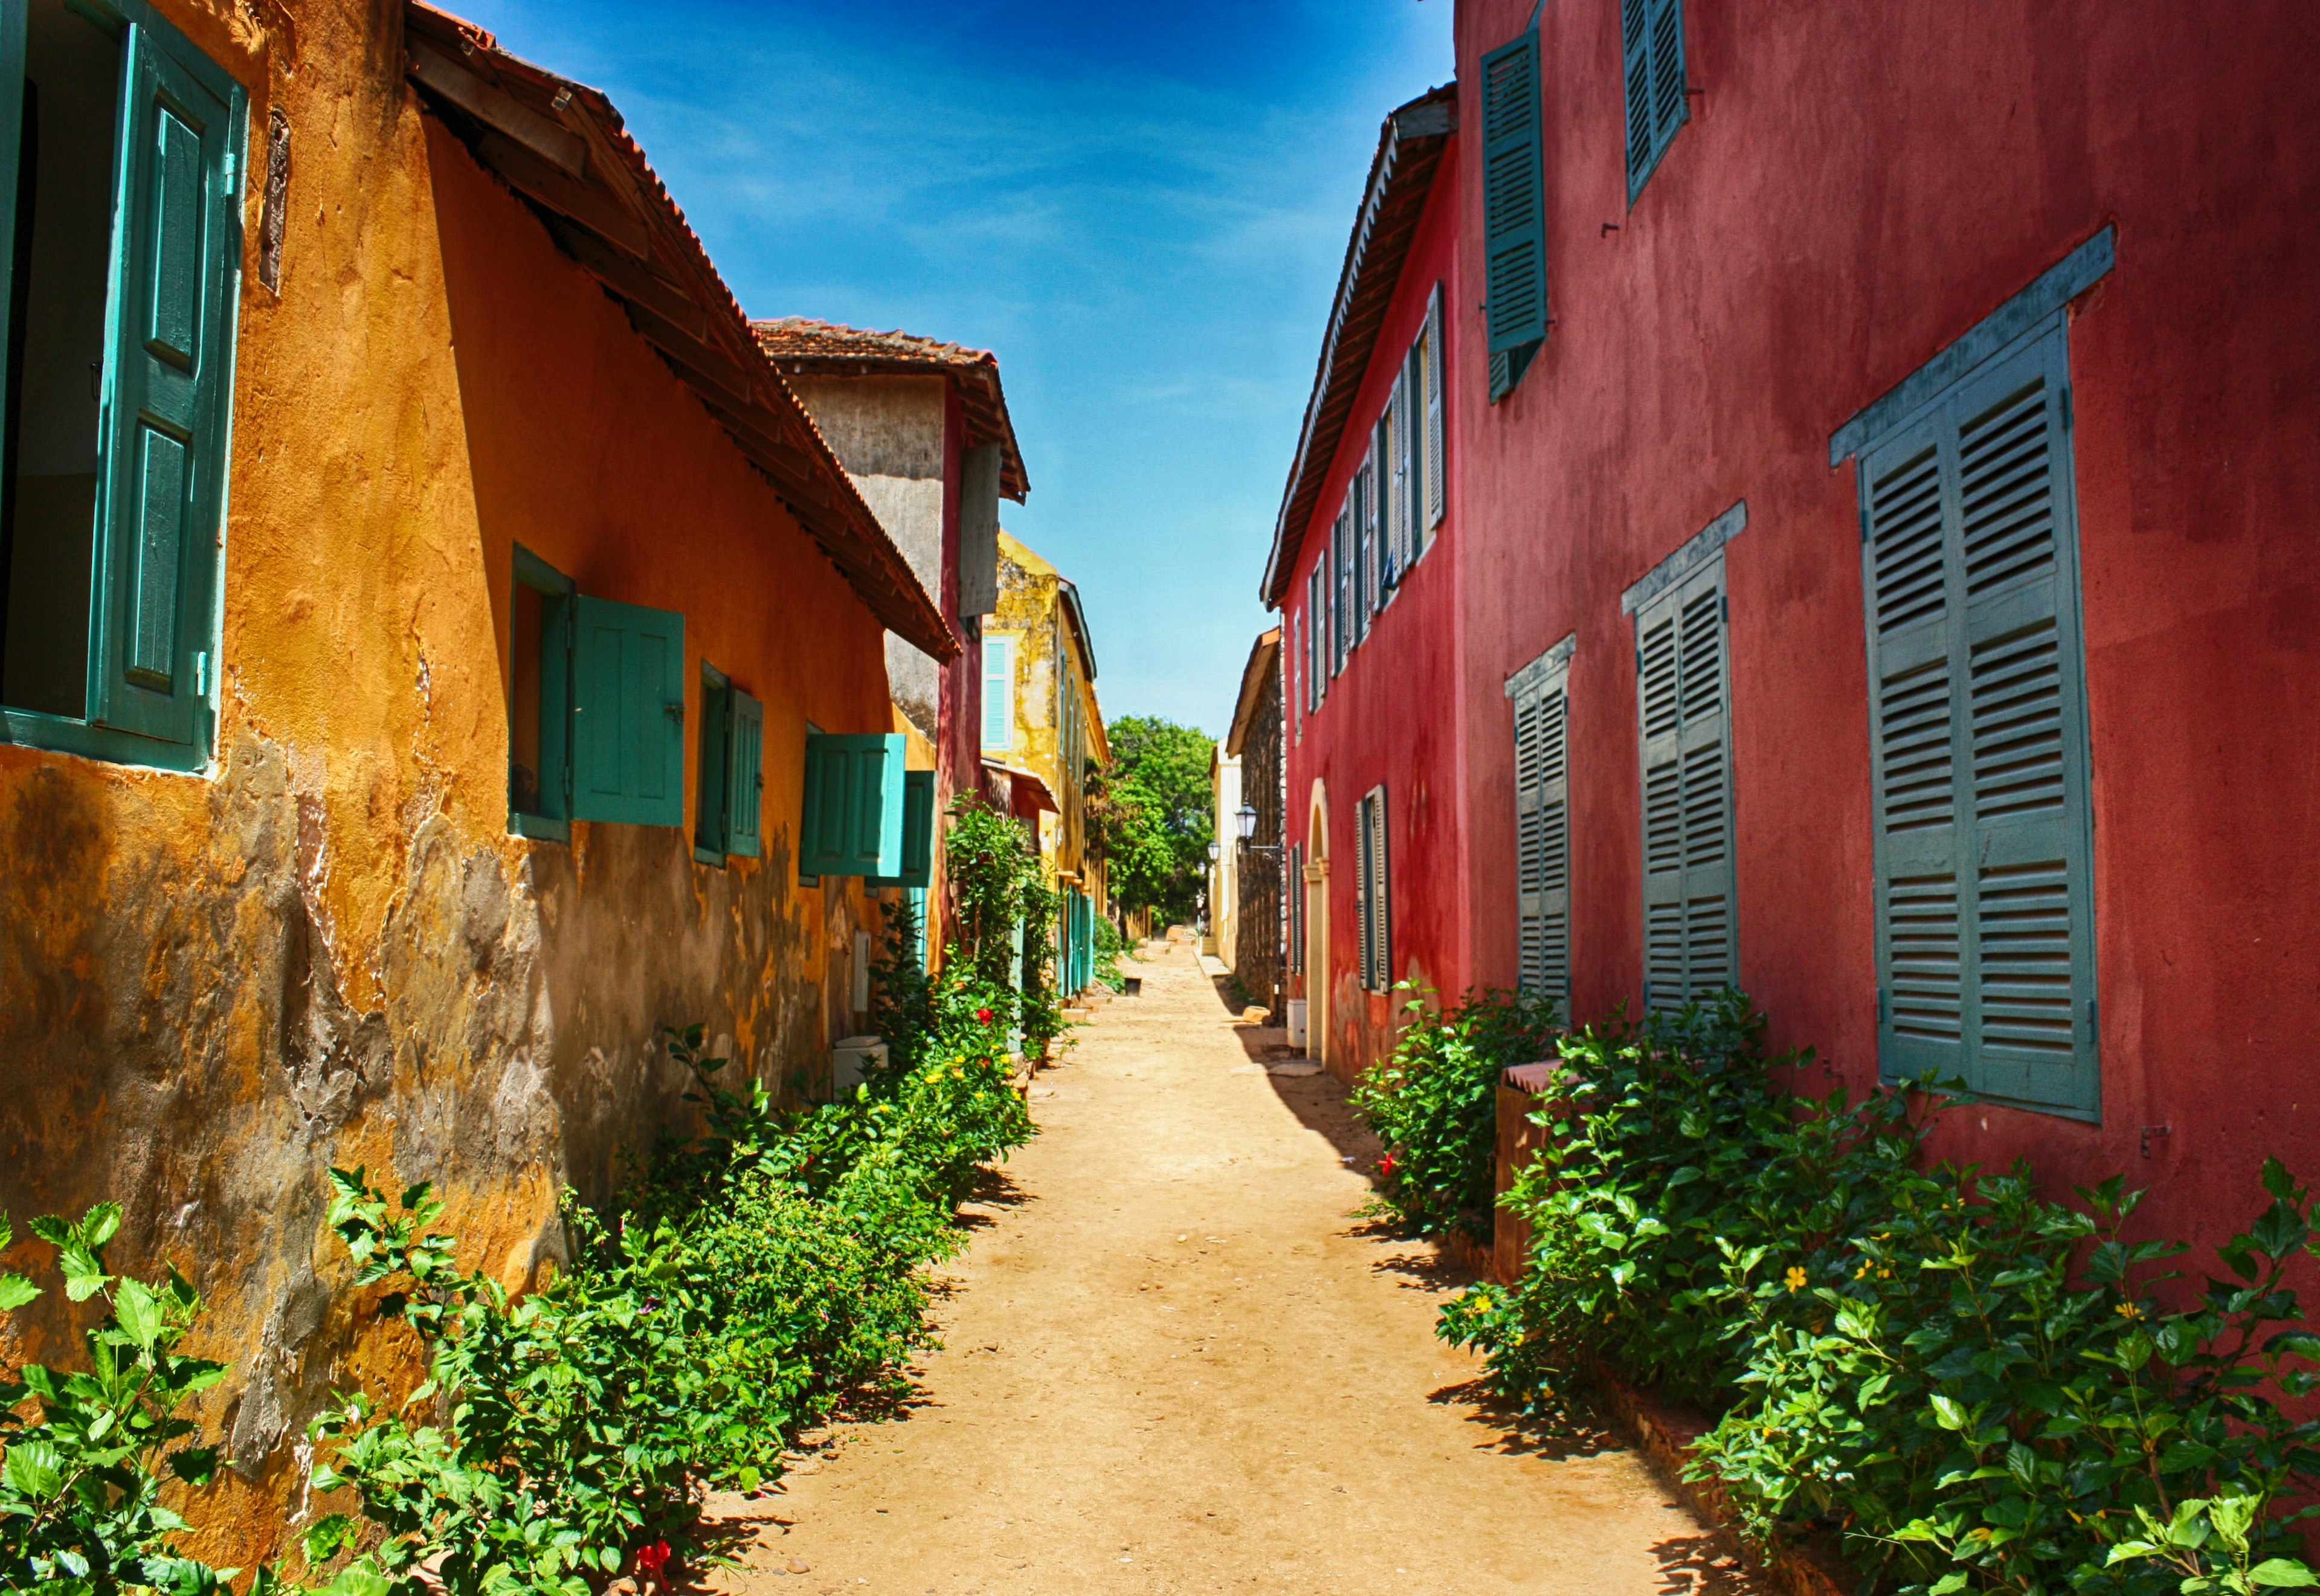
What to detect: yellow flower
<box><xmin>1854</xmin><ymin>1262</ymin><xmax>1870</xmax><ymax>1279</ymax></box>
<box><xmin>1878</xmin><ymin>1266</ymin><xmax>1893</xmax><ymax>1279</ymax></box>
<box><xmin>1785</xmin><ymin>1266</ymin><xmax>1808</xmax><ymax>1293</ymax></box>
<box><xmin>2115</xmin><ymin>1301</ymin><xmax>2144</xmax><ymax>1321</ymax></box>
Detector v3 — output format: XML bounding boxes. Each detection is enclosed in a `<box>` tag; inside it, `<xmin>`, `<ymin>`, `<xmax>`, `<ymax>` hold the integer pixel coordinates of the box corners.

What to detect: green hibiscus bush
<box><xmin>1439</xmin><ymin>993</ymin><xmax>2320</xmax><ymax>1595</ymax></box>
<box><xmin>1350</xmin><ymin>986</ymin><xmax>1559</xmax><ymax>1241</ymax></box>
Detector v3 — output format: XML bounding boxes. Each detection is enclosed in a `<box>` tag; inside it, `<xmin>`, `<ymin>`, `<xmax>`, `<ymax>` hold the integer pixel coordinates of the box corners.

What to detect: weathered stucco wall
<box><xmin>0</xmin><ymin>0</ymin><xmax>895</xmax><ymax>1563</ymax></box>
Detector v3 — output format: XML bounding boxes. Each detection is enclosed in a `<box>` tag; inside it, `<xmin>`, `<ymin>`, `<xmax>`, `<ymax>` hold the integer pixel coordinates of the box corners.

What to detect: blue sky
<box><xmin>453</xmin><ymin>0</ymin><xmax>1454</xmax><ymax>739</ymax></box>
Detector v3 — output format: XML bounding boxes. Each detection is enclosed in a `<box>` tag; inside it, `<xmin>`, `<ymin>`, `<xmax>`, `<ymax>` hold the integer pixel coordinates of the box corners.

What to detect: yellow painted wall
<box><xmin>0</xmin><ymin>0</ymin><xmax>897</xmax><ymax>1562</ymax></box>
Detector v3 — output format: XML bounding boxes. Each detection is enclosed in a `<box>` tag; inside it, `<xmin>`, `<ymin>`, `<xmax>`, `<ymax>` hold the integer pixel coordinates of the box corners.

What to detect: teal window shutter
<box><xmin>1514</xmin><ymin>668</ymin><xmax>1571</xmax><ymax>1009</ymax></box>
<box><xmin>981</xmin><ymin>635</ymin><xmax>1012</xmax><ymax>750</ymax></box>
<box><xmin>1861</xmin><ymin>318</ymin><xmax>2096</xmax><ymax>1117</ymax></box>
<box><xmin>569</xmin><ymin>596</ymin><xmax>685</xmax><ymax>826</ymax></box>
<box><xmin>1637</xmin><ymin>560</ymin><xmax>1734</xmax><ymax>1012</ymax></box>
<box><xmin>801</xmin><ymin>732</ymin><xmax>906</xmax><ymax>878</ymax></box>
<box><xmin>694</xmin><ymin>665</ymin><xmax>730</xmax><ymax>860</ymax></box>
<box><xmin>1622</xmin><ymin>0</ymin><xmax>1690</xmax><ymax>202</ymax></box>
<box><xmin>1480</xmin><ymin>28</ymin><xmax>1546</xmax><ymax>359</ymax></box>
<box><xmin>868</xmin><ymin>769</ymin><xmax>935</xmax><ymax>889</ymax></box>
<box><xmin>724</xmin><ymin>686</ymin><xmax>764</xmax><ymax>858</ymax></box>
<box><xmin>88</xmin><ymin>18</ymin><xmax>240</xmax><ymax>748</ymax></box>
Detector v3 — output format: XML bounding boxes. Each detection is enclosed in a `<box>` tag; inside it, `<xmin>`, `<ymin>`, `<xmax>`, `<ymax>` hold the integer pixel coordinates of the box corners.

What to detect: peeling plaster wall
<box><xmin>0</xmin><ymin>0</ymin><xmax>894</xmax><ymax>1564</ymax></box>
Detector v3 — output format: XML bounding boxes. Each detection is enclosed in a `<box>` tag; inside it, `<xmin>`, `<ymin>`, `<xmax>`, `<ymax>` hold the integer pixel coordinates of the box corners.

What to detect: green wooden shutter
<box><xmin>1637</xmin><ymin>561</ymin><xmax>1733</xmax><ymax>1012</ymax></box>
<box><xmin>724</xmin><ymin>687</ymin><xmax>764</xmax><ymax>858</ymax></box>
<box><xmin>569</xmin><ymin>596</ymin><xmax>685</xmax><ymax>826</ymax></box>
<box><xmin>801</xmin><ymin>732</ymin><xmax>905</xmax><ymax>878</ymax></box>
<box><xmin>1623</xmin><ymin>0</ymin><xmax>1689</xmax><ymax>202</ymax></box>
<box><xmin>1515</xmin><ymin>669</ymin><xmax>1571</xmax><ymax>1008</ymax></box>
<box><xmin>1861</xmin><ymin>319</ymin><xmax>2095</xmax><ymax>1115</ymax></box>
<box><xmin>1480</xmin><ymin>28</ymin><xmax>1545</xmax><ymax>355</ymax></box>
<box><xmin>90</xmin><ymin>19</ymin><xmax>239</xmax><ymax>745</ymax></box>
<box><xmin>869</xmin><ymin>769</ymin><xmax>935</xmax><ymax>889</ymax></box>
<box><xmin>695</xmin><ymin>671</ymin><xmax>730</xmax><ymax>857</ymax></box>
<box><xmin>1370</xmin><ymin>787</ymin><xmax>1391</xmax><ymax>990</ymax></box>
<box><xmin>1423</xmin><ymin>284</ymin><xmax>1446</xmax><ymax>530</ymax></box>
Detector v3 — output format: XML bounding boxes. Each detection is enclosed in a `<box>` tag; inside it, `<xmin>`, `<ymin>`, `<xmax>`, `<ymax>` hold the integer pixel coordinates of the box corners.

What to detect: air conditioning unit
<box><xmin>831</xmin><ymin>1035</ymin><xmax>888</xmax><ymax>1097</ymax></box>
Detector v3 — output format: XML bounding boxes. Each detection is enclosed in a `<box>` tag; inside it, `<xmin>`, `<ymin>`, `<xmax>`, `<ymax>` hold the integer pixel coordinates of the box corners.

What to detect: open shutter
<box><xmin>1355</xmin><ymin>795</ymin><xmax>1373</xmax><ymax>989</ymax></box>
<box><xmin>1515</xmin><ymin>672</ymin><xmax>1571</xmax><ymax>1008</ymax></box>
<box><xmin>1330</xmin><ymin>510</ymin><xmax>1348</xmax><ymax>676</ymax></box>
<box><xmin>1388</xmin><ymin>370</ymin><xmax>1412</xmax><ymax>583</ymax></box>
<box><xmin>801</xmin><ymin>732</ymin><xmax>906</xmax><ymax>878</ymax></box>
<box><xmin>1623</xmin><ymin>0</ymin><xmax>1689</xmax><ymax>201</ymax></box>
<box><xmin>1480</xmin><ymin>28</ymin><xmax>1546</xmax><ymax>356</ymax></box>
<box><xmin>1637</xmin><ymin>562</ymin><xmax>1733</xmax><ymax>1011</ymax></box>
<box><xmin>869</xmin><ymin>770</ymin><xmax>936</xmax><ymax>889</ymax></box>
<box><xmin>1862</xmin><ymin>320</ymin><xmax>2095</xmax><ymax>1115</ymax></box>
<box><xmin>570</xmin><ymin>596</ymin><xmax>685</xmax><ymax>826</ymax></box>
<box><xmin>1368</xmin><ymin>788</ymin><xmax>1391</xmax><ymax>991</ymax></box>
<box><xmin>724</xmin><ymin>687</ymin><xmax>765</xmax><ymax>858</ymax></box>
<box><xmin>91</xmin><ymin>22</ymin><xmax>238</xmax><ymax>745</ymax></box>
<box><xmin>1423</xmin><ymin>285</ymin><xmax>1446</xmax><ymax>531</ymax></box>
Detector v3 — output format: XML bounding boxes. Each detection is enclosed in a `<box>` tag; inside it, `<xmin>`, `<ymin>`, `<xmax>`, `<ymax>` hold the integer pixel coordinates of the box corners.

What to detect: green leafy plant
<box><xmin>0</xmin><ymin>1206</ymin><xmax>242</xmax><ymax>1596</ymax></box>
<box><xmin>1089</xmin><ymin>913</ymin><xmax>1129</xmax><ymax>993</ymax></box>
<box><xmin>1351</xmin><ymin>985</ymin><xmax>1559</xmax><ymax>1241</ymax></box>
<box><xmin>1439</xmin><ymin>991</ymin><xmax>2320</xmax><ymax>1595</ymax></box>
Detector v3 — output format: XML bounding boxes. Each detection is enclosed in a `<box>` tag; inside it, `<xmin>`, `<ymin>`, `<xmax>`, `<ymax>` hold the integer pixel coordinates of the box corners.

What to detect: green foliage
<box><xmin>1351</xmin><ymin>986</ymin><xmax>1559</xmax><ymax>1242</ymax></box>
<box><xmin>304</xmin><ymin>1008</ymin><xmax>1036</xmax><ymax>1595</ymax></box>
<box><xmin>1439</xmin><ymin>992</ymin><xmax>2320</xmax><ymax>1595</ymax></box>
<box><xmin>0</xmin><ymin>1207</ymin><xmax>241</xmax><ymax>1595</ymax></box>
<box><xmin>1089</xmin><ymin>913</ymin><xmax>1129</xmax><ymax>993</ymax></box>
<box><xmin>1091</xmin><ymin>715</ymin><xmax>1212</xmax><ymax>926</ymax></box>
<box><xmin>944</xmin><ymin>795</ymin><xmax>1042</xmax><ymax>991</ymax></box>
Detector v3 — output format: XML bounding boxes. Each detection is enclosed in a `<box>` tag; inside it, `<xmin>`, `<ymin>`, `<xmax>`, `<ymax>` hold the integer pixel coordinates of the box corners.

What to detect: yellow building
<box><xmin>986</xmin><ymin>530</ymin><xmax>1108</xmax><ymax>991</ymax></box>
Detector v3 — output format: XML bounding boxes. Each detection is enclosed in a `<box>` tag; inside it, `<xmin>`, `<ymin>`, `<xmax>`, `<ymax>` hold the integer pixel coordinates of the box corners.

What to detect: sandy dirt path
<box><xmin>710</xmin><ymin>938</ymin><xmax>1755</xmax><ymax>1595</ymax></box>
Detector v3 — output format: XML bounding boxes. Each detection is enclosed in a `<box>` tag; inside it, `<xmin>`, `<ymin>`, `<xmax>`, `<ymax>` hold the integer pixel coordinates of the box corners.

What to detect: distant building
<box><xmin>1225</xmin><ymin>630</ymin><xmax>1285</xmax><ymax>1020</ymax></box>
<box><xmin>988</xmin><ymin>530</ymin><xmax>1109</xmax><ymax>994</ymax></box>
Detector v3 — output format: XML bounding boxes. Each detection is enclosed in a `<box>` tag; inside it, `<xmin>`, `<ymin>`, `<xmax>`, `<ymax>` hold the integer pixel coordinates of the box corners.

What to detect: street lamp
<box><xmin>1206</xmin><ymin>840</ymin><xmax>1221</xmax><ymax>864</ymax></box>
<box><xmin>1235</xmin><ymin>801</ymin><xmax>1281</xmax><ymax>854</ymax></box>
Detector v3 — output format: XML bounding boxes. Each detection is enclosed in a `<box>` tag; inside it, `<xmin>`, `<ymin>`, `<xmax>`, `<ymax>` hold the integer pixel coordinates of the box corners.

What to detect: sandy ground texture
<box><xmin>698</xmin><ymin>938</ymin><xmax>1759</xmax><ymax>1596</ymax></box>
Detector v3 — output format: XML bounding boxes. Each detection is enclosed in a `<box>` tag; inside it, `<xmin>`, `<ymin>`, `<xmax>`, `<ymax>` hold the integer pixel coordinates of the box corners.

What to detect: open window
<box><xmin>0</xmin><ymin>0</ymin><xmax>246</xmax><ymax>770</ymax></box>
<box><xmin>506</xmin><ymin>543</ymin><xmax>685</xmax><ymax>841</ymax></box>
<box><xmin>693</xmin><ymin>659</ymin><xmax>764</xmax><ymax>866</ymax></box>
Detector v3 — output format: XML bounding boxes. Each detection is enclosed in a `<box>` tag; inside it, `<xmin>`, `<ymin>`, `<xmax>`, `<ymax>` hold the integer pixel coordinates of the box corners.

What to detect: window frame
<box><xmin>0</xmin><ymin>0</ymin><xmax>248</xmax><ymax>774</ymax></box>
<box><xmin>507</xmin><ymin>544</ymin><xmax>576</xmax><ymax>843</ymax></box>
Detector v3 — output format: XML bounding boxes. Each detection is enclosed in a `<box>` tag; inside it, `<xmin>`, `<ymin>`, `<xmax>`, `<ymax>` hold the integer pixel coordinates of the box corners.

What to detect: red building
<box><xmin>1266</xmin><ymin>85</ymin><xmax>1461</xmax><ymax>1077</ymax></box>
<box><xmin>1270</xmin><ymin>0</ymin><xmax>2320</xmax><ymax>1240</ymax></box>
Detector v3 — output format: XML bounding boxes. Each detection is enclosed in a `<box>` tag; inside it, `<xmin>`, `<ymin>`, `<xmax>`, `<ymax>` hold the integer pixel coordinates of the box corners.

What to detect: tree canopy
<box><xmin>1088</xmin><ymin>714</ymin><xmax>1214</xmax><ymax>928</ymax></box>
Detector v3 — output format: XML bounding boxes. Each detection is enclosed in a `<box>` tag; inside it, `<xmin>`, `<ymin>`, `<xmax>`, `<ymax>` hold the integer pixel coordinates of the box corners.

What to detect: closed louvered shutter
<box><xmin>1480</xmin><ymin>28</ymin><xmax>1545</xmax><ymax>356</ymax></box>
<box><xmin>1637</xmin><ymin>560</ymin><xmax>1733</xmax><ymax>1011</ymax></box>
<box><xmin>1513</xmin><ymin>668</ymin><xmax>1571</xmax><ymax>1008</ymax></box>
<box><xmin>1388</xmin><ymin>374</ymin><xmax>1411</xmax><ymax>584</ymax></box>
<box><xmin>1356</xmin><ymin>795</ymin><xmax>1374</xmax><ymax>988</ymax></box>
<box><xmin>1621</xmin><ymin>0</ymin><xmax>1689</xmax><ymax>201</ymax></box>
<box><xmin>1331</xmin><ymin>510</ymin><xmax>1349</xmax><ymax>676</ymax></box>
<box><xmin>1424</xmin><ymin>285</ymin><xmax>1446</xmax><ymax>530</ymax></box>
<box><xmin>1861</xmin><ymin>320</ymin><xmax>2095</xmax><ymax>1115</ymax></box>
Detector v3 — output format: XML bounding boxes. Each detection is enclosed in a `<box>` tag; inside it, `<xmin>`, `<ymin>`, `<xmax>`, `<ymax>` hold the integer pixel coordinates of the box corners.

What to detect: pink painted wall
<box><xmin>1282</xmin><ymin>140</ymin><xmax>1466</xmax><ymax>1081</ymax></box>
<box><xmin>1448</xmin><ymin>0</ymin><xmax>2320</xmax><ymax>1241</ymax></box>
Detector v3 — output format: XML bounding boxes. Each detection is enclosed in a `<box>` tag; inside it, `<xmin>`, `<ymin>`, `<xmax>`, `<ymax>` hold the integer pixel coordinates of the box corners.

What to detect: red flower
<box><xmin>636</xmin><ymin>1540</ymin><xmax>671</xmax><ymax>1579</ymax></box>
<box><xmin>976</xmin><ymin>1008</ymin><xmax>994</xmax><ymax>1023</ymax></box>
<box><xmin>1378</xmin><ymin>1153</ymin><xmax>1398</xmax><ymax>1179</ymax></box>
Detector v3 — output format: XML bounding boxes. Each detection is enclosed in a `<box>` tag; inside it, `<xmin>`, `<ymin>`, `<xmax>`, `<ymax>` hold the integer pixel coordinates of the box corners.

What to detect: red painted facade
<box><xmin>1274</xmin><ymin>0</ymin><xmax>2320</xmax><ymax>1243</ymax></box>
<box><xmin>1280</xmin><ymin>132</ymin><xmax>1466</xmax><ymax>1080</ymax></box>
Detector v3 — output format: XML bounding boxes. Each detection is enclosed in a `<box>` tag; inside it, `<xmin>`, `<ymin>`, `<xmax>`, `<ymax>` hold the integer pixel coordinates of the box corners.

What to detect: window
<box><xmin>692</xmin><ymin>661</ymin><xmax>764</xmax><ymax>866</ymax></box>
<box><xmin>1480</xmin><ymin>25</ymin><xmax>1545</xmax><ymax>403</ymax></box>
<box><xmin>1306</xmin><ymin>564</ymin><xmax>1327</xmax><ymax>708</ymax></box>
<box><xmin>1622</xmin><ymin>0</ymin><xmax>1689</xmax><ymax>202</ymax></box>
<box><xmin>867</xmin><ymin>769</ymin><xmax>935</xmax><ymax>889</ymax></box>
<box><xmin>1510</xmin><ymin>640</ymin><xmax>1573</xmax><ymax>1011</ymax></box>
<box><xmin>1423</xmin><ymin>285</ymin><xmax>1446</xmax><ymax>532</ymax></box>
<box><xmin>981</xmin><ymin>633</ymin><xmax>1013</xmax><ymax>750</ymax></box>
<box><xmin>1329</xmin><ymin>509</ymin><xmax>1348</xmax><ymax>677</ymax></box>
<box><xmin>1356</xmin><ymin>786</ymin><xmax>1391</xmax><ymax>991</ymax></box>
<box><xmin>507</xmin><ymin>545</ymin><xmax>686</xmax><ymax>840</ymax></box>
<box><xmin>0</xmin><ymin>0</ymin><xmax>245</xmax><ymax>771</ymax></box>
<box><xmin>1858</xmin><ymin>317</ymin><xmax>2096</xmax><ymax>1117</ymax></box>
<box><xmin>1635</xmin><ymin>555</ymin><xmax>1733</xmax><ymax>1012</ymax></box>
